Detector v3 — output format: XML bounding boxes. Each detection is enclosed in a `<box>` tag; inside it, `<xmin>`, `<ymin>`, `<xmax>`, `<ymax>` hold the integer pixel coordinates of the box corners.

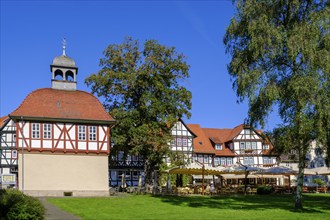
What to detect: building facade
<box><xmin>1</xmin><ymin>47</ymin><xmax>115</xmax><ymax>196</ymax></box>
<box><xmin>108</xmin><ymin>121</ymin><xmax>277</xmax><ymax>187</ymax></box>
<box><xmin>0</xmin><ymin>117</ymin><xmax>18</xmax><ymax>188</ymax></box>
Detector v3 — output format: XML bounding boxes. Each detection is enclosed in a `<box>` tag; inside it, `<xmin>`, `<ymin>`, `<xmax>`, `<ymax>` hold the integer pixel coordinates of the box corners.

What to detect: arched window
<box><xmin>66</xmin><ymin>70</ymin><xmax>74</xmax><ymax>81</ymax></box>
<box><xmin>54</xmin><ymin>69</ymin><xmax>64</xmax><ymax>80</ymax></box>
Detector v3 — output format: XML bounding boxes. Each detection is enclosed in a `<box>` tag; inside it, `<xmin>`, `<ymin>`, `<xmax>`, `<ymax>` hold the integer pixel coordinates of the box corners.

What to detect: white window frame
<box><xmin>263</xmin><ymin>144</ymin><xmax>269</xmax><ymax>150</ymax></box>
<box><xmin>32</xmin><ymin>123</ymin><xmax>40</xmax><ymax>139</ymax></box>
<box><xmin>89</xmin><ymin>126</ymin><xmax>96</xmax><ymax>141</ymax></box>
<box><xmin>214</xmin><ymin>157</ymin><xmax>220</xmax><ymax>166</ymax></box>
<box><xmin>240</xmin><ymin>142</ymin><xmax>245</xmax><ymax>149</ymax></box>
<box><xmin>78</xmin><ymin>125</ymin><xmax>86</xmax><ymax>140</ymax></box>
<box><xmin>246</xmin><ymin>142</ymin><xmax>251</xmax><ymax>150</ymax></box>
<box><xmin>215</xmin><ymin>144</ymin><xmax>222</xmax><ymax>150</ymax></box>
<box><xmin>251</xmin><ymin>142</ymin><xmax>257</xmax><ymax>149</ymax></box>
<box><xmin>177</xmin><ymin>138</ymin><xmax>182</xmax><ymax>146</ymax></box>
<box><xmin>43</xmin><ymin>123</ymin><xmax>51</xmax><ymax>139</ymax></box>
<box><xmin>227</xmin><ymin>158</ymin><xmax>233</xmax><ymax>166</ymax></box>
<box><xmin>182</xmin><ymin>138</ymin><xmax>188</xmax><ymax>146</ymax></box>
<box><xmin>220</xmin><ymin>157</ymin><xmax>226</xmax><ymax>166</ymax></box>
<box><xmin>204</xmin><ymin>155</ymin><xmax>208</xmax><ymax>163</ymax></box>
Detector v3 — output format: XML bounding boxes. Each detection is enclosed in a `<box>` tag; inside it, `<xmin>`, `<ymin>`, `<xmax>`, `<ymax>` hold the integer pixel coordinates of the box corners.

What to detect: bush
<box><xmin>257</xmin><ymin>185</ymin><xmax>273</xmax><ymax>195</ymax></box>
<box><xmin>0</xmin><ymin>189</ymin><xmax>45</xmax><ymax>220</ymax></box>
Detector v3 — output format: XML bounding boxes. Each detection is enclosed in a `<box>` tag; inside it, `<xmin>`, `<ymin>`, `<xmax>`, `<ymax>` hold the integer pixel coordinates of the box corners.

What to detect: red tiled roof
<box><xmin>10</xmin><ymin>88</ymin><xmax>115</xmax><ymax>124</ymax></box>
<box><xmin>186</xmin><ymin>124</ymin><xmax>215</xmax><ymax>154</ymax></box>
<box><xmin>0</xmin><ymin>116</ymin><xmax>9</xmax><ymax>129</ymax></box>
<box><xmin>203</xmin><ymin>128</ymin><xmax>235</xmax><ymax>156</ymax></box>
<box><xmin>225</xmin><ymin>124</ymin><xmax>244</xmax><ymax>142</ymax></box>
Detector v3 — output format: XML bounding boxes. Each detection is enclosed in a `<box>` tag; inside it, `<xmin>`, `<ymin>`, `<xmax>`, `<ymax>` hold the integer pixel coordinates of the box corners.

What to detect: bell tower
<box><xmin>50</xmin><ymin>39</ymin><xmax>78</xmax><ymax>90</ymax></box>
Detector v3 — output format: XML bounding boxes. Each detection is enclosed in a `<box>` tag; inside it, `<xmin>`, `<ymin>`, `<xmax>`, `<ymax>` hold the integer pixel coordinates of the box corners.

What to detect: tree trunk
<box><xmin>144</xmin><ymin>158</ymin><xmax>153</xmax><ymax>186</ymax></box>
<box><xmin>295</xmin><ymin>147</ymin><xmax>305</xmax><ymax>209</ymax></box>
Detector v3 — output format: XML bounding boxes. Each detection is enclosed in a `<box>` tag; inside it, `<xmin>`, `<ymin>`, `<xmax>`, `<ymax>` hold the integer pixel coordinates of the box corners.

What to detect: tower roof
<box><xmin>51</xmin><ymin>55</ymin><xmax>77</xmax><ymax>68</ymax></box>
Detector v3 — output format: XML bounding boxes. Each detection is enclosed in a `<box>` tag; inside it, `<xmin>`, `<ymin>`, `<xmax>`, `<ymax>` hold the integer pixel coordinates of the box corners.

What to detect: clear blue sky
<box><xmin>0</xmin><ymin>1</ymin><xmax>280</xmax><ymax>131</ymax></box>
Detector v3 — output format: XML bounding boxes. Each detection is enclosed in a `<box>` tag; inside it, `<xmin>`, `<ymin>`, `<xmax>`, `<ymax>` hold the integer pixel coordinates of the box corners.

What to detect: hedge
<box><xmin>0</xmin><ymin>189</ymin><xmax>45</xmax><ymax>220</ymax></box>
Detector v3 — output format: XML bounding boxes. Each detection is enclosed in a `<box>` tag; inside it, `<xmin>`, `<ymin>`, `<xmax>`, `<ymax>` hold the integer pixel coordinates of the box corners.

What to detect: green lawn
<box><xmin>48</xmin><ymin>193</ymin><xmax>330</xmax><ymax>220</ymax></box>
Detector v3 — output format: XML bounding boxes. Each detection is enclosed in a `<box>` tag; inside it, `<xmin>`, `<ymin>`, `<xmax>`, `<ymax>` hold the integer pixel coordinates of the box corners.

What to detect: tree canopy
<box><xmin>85</xmin><ymin>37</ymin><xmax>192</xmax><ymax>184</ymax></box>
<box><xmin>224</xmin><ymin>0</ymin><xmax>329</xmax><ymax>209</ymax></box>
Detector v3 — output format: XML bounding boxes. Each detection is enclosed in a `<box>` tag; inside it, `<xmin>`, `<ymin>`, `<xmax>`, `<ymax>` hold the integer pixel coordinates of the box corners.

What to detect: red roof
<box><xmin>0</xmin><ymin>116</ymin><xmax>9</xmax><ymax>129</ymax></box>
<box><xmin>187</xmin><ymin>124</ymin><xmax>215</xmax><ymax>154</ymax></box>
<box><xmin>10</xmin><ymin>88</ymin><xmax>115</xmax><ymax>124</ymax></box>
<box><xmin>203</xmin><ymin>128</ymin><xmax>235</xmax><ymax>156</ymax></box>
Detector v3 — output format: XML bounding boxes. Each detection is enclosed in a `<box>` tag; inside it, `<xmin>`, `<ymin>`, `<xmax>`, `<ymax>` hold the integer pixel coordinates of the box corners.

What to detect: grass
<box><xmin>48</xmin><ymin>193</ymin><xmax>330</xmax><ymax>220</ymax></box>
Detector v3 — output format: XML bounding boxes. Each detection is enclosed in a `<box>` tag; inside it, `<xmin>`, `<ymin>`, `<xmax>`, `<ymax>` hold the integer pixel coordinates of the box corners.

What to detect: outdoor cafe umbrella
<box><xmin>255</xmin><ymin>166</ymin><xmax>297</xmax><ymax>187</ymax></box>
<box><xmin>305</xmin><ymin>167</ymin><xmax>330</xmax><ymax>175</ymax></box>
<box><xmin>222</xmin><ymin>164</ymin><xmax>263</xmax><ymax>195</ymax></box>
<box><xmin>163</xmin><ymin>163</ymin><xmax>227</xmax><ymax>194</ymax></box>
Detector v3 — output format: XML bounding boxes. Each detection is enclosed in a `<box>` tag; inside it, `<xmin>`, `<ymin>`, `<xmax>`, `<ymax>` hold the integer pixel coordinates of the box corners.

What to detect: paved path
<box><xmin>39</xmin><ymin>198</ymin><xmax>81</xmax><ymax>220</ymax></box>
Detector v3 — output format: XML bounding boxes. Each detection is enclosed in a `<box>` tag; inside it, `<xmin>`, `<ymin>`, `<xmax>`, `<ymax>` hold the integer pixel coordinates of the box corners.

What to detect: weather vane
<box><xmin>62</xmin><ymin>38</ymin><xmax>67</xmax><ymax>56</ymax></box>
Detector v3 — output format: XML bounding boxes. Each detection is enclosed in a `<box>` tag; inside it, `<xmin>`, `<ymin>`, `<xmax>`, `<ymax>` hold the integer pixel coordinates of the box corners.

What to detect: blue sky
<box><xmin>0</xmin><ymin>1</ymin><xmax>280</xmax><ymax>131</ymax></box>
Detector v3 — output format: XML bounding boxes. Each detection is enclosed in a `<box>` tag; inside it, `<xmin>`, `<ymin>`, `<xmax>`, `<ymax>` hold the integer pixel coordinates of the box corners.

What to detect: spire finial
<box><xmin>62</xmin><ymin>38</ymin><xmax>67</xmax><ymax>56</ymax></box>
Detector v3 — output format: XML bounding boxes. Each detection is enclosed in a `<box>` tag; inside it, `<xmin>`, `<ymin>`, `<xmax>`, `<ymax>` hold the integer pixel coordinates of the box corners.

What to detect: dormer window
<box><xmin>215</xmin><ymin>144</ymin><xmax>222</xmax><ymax>150</ymax></box>
<box><xmin>263</xmin><ymin>144</ymin><xmax>269</xmax><ymax>150</ymax></box>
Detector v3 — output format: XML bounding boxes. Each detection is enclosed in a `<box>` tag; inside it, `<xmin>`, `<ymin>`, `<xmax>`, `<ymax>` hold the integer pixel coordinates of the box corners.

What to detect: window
<box><xmin>177</xmin><ymin>138</ymin><xmax>182</xmax><ymax>146</ymax></box>
<box><xmin>182</xmin><ymin>138</ymin><xmax>188</xmax><ymax>146</ymax></box>
<box><xmin>240</xmin><ymin>142</ymin><xmax>245</xmax><ymax>149</ymax></box>
<box><xmin>244</xmin><ymin>157</ymin><xmax>254</xmax><ymax>165</ymax></box>
<box><xmin>215</xmin><ymin>144</ymin><xmax>222</xmax><ymax>150</ymax></box>
<box><xmin>12</xmin><ymin>150</ymin><xmax>17</xmax><ymax>159</ymax></box>
<box><xmin>198</xmin><ymin>155</ymin><xmax>203</xmax><ymax>163</ymax></box>
<box><xmin>246</xmin><ymin>142</ymin><xmax>251</xmax><ymax>150</ymax></box>
<box><xmin>220</xmin><ymin>157</ymin><xmax>226</xmax><ymax>165</ymax></box>
<box><xmin>43</xmin><ymin>124</ymin><xmax>51</xmax><ymax>139</ymax></box>
<box><xmin>251</xmin><ymin>142</ymin><xmax>257</xmax><ymax>149</ymax></box>
<box><xmin>249</xmin><ymin>157</ymin><xmax>254</xmax><ymax>165</ymax></box>
<box><xmin>89</xmin><ymin>126</ymin><xmax>96</xmax><ymax>141</ymax></box>
<box><xmin>263</xmin><ymin>144</ymin><xmax>269</xmax><ymax>150</ymax></box>
<box><xmin>263</xmin><ymin>157</ymin><xmax>273</xmax><ymax>164</ymax></box>
<box><xmin>171</xmin><ymin>139</ymin><xmax>175</xmax><ymax>145</ymax></box>
<box><xmin>32</xmin><ymin>123</ymin><xmax>40</xmax><ymax>139</ymax></box>
<box><xmin>78</xmin><ymin>125</ymin><xmax>86</xmax><ymax>140</ymax></box>
<box><xmin>227</xmin><ymin>158</ymin><xmax>233</xmax><ymax>166</ymax></box>
<box><xmin>204</xmin><ymin>155</ymin><xmax>208</xmax><ymax>163</ymax></box>
<box><xmin>244</xmin><ymin>129</ymin><xmax>250</xmax><ymax>134</ymax></box>
<box><xmin>193</xmin><ymin>155</ymin><xmax>197</xmax><ymax>163</ymax></box>
<box><xmin>214</xmin><ymin>157</ymin><xmax>220</xmax><ymax>166</ymax></box>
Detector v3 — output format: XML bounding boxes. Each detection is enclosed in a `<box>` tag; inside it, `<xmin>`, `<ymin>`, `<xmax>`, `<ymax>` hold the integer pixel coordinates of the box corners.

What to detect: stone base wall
<box><xmin>23</xmin><ymin>190</ymin><xmax>110</xmax><ymax>197</ymax></box>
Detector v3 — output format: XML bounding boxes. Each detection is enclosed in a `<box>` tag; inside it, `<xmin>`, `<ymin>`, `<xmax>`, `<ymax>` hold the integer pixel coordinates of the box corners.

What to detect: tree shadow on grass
<box><xmin>152</xmin><ymin>194</ymin><xmax>330</xmax><ymax>213</ymax></box>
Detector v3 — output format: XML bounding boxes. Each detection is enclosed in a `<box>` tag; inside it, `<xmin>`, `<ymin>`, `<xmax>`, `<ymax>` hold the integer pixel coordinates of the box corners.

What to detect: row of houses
<box><xmin>109</xmin><ymin>119</ymin><xmax>277</xmax><ymax>187</ymax></box>
<box><xmin>0</xmin><ymin>49</ymin><xmax>327</xmax><ymax>195</ymax></box>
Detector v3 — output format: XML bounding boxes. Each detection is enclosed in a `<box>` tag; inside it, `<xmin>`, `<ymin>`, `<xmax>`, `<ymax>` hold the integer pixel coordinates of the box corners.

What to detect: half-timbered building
<box><xmin>4</xmin><ymin>48</ymin><xmax>115</xmax><ymax>196</ymax></box>
<box><xmin>187</xmin><ymin>124</ymin><xmax>277</xmax><ymax>168</ymax></box>
<box><xmin>167</xmin><ymin>119</ymin><xmax>196</xmax><ymax>165</ymax></box>
<box><xmin>109</xmin><ymin>119</ymin><xmax>196</xmax><ymax>187</ymax></box>
<box><xmin>0</xmin><ymin>117</ymin><xmax>18</xmax><ymax>188</ymax></box>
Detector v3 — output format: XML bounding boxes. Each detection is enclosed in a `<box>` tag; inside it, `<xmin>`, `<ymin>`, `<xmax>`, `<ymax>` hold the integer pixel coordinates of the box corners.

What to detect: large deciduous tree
<box><xmin>85</xmin><ymin>37</ymin><xmax>192</xmax><ymax>185</ymax></box>
<box><xmin>224</xmin><ymin>0</ymin><xmax>329</xmax><ymax>209</ymax></box>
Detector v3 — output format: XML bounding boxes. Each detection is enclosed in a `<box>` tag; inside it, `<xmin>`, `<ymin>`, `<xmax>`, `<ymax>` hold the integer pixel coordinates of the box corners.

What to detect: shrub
<box><xmin>0</xmin><ymin>189</ymin><xmax>45</xmax><ymax>220</ymax></box>
<box><xmin>257</xmin><ymin>185</ymin><xmax>273</xmax><ymax>195</ymax></box>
